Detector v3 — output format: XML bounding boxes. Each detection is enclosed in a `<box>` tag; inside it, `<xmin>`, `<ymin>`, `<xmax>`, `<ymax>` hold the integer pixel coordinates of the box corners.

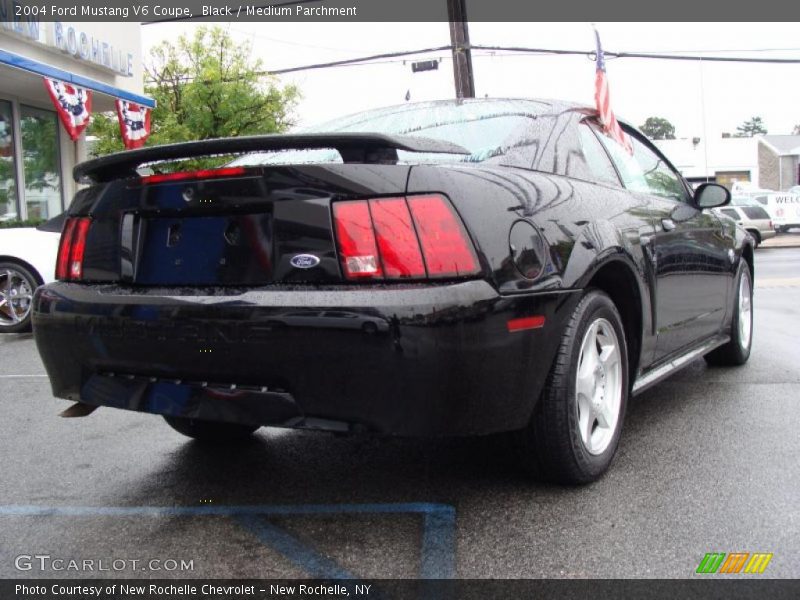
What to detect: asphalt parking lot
<box><xmin>1</xmin><ymin>246</ymin><xmax>799</xmax><ymax>580</ymax></box>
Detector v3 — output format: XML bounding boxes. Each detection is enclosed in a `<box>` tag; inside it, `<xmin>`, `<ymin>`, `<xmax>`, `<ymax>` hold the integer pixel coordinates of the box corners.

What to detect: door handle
<box><xmin>661</xmin><ymin>218</ymin><xmax>676</xmax><ymax>232</ymax></box>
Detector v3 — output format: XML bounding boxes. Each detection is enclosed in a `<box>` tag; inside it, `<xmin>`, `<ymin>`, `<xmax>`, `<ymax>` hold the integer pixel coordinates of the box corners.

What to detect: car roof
<box><xmin>307</xmin><ymin>97</ymin><xmax>598</xmax><ymax>127</ymax></box>
<box><xmin>338</xmin><ymin>97</ymin><xmax>643</xmax><ymax>135</ymax></box>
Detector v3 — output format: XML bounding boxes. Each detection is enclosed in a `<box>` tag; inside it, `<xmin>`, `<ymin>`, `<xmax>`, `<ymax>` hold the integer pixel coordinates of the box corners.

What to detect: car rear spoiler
<box><xmin>74</xmin><ymin>133</ymin><xmax>471</xmax><ymax>183</ymax></box>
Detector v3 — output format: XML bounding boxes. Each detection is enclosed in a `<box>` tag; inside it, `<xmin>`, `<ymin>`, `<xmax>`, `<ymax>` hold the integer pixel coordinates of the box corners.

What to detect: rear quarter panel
<box><xmin>406</xmin><ymin>164</ymin><xmax>657</xmax><ymax>370</ymax></box>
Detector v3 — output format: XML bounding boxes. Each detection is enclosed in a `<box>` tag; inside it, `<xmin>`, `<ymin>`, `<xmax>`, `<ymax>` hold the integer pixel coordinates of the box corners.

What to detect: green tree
<box><xmin>89</xmin><ymin>26</ymin><xmax>300</xmax><ymax>165</ymax></box>
<box><xmin>640</xmin><ymin>116</ymin><xmax>676</xmax><ymax>140</ymax></box>
<box><xmin>735</xmin><ymin>116</ymin><xmax>767</xmax><ymax>138</ymax></box>
<box><xmin>20</xmin><ymin>113</ymin><xmax>59</xmax><ymax>191</ymax></box>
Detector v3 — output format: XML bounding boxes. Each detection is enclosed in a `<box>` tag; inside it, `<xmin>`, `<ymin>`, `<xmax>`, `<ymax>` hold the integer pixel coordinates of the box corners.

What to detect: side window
<box><xmin>592</xmin><ymin>125</ymin><xmax>651</xmax><ymax>194</ymax></box>
<box><xmin>577</xmin><ymin>124</ymin><xmax>621</xmax><ymax>186</ymax></box>
<box><xmin>720</xmin><ymin>208</ymin><xmax>740</xmax><ymax>220</ymax></box>
<box><xmin>593</xmin><ymin>124</ymin><xmax>689</xmax><ymax>203</ymax></box>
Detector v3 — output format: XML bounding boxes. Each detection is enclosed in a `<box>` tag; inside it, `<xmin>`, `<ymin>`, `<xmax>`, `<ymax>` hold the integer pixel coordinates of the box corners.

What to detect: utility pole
<box><xmin>447</xmin><ymin>0</ymin><xmax>475</xmax><ymax>98</ymax></box>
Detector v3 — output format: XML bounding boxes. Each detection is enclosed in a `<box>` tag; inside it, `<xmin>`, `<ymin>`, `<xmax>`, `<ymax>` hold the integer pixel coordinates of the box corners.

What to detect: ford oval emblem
<box><xmin>290</xmin><ymin>254</ymin><xmax>321</xmax><ymax>269</ymax></box>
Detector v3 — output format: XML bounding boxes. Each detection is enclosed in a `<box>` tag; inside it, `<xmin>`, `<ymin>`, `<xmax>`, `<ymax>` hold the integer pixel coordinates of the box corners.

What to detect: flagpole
<box><xmin>592</xmin><ymin>25</ymin><xmax>633</xmax><ymax>155</ymax></box>
<box><xmin>699</xmin><ymin>57</ymin><xmax>710</xmax><ymax>183</ymax></box>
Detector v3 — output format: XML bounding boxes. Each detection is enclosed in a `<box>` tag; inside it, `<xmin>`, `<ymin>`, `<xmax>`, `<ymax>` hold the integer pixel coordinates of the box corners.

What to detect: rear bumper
<box><xmin>32</xmin><ymin>281</ymin><xmax>576</xmax><ymax>436</ymax></box>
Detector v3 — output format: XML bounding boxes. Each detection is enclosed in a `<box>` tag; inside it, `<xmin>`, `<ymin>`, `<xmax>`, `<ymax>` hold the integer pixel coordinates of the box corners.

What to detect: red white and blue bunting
<box><xmin>43</xmin><ymin>78</ymin><xmax>92</xmax><ymax>141</ymax></box>
<box><xmin>115</xmin><ymin>99</ymin><xmax>151</xmax><ymax>149</ymax></box>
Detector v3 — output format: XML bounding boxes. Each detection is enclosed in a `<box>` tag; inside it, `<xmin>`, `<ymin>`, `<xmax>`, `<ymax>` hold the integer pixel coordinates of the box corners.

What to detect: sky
<box><xmin>141</xmin><ymin>21</ymin><xmax>800</xmax><ymax>139</ymax></box>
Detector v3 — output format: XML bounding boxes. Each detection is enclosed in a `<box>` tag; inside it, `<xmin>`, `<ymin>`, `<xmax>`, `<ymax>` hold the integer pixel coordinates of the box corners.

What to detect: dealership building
<box><xmin>0</xmin><ymin>17</ymin><xmax>154</xmax><ymax>221</ymax></box>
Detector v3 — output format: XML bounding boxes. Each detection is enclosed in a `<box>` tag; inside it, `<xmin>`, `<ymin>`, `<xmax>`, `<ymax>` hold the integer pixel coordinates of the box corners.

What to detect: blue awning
<box><xmin>0</xmin><ymin>48</ymin><xmax>155</xmax><ymax>108</ymax></box>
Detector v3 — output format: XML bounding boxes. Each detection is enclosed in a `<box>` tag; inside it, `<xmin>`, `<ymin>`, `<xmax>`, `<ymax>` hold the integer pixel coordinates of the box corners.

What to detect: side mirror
<box><xmin>694</xmin><ymin>183</ymin><xmax>730</xmax><ymax>209</ymax></box>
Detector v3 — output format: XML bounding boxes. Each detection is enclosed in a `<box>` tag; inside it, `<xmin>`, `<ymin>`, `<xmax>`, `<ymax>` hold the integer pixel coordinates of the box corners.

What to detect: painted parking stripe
<box><xmin>235</xmin><ymin>515</ymin><xmax>356</xmax><ymax>579</ymax></box>
<box><xmin>420</xmin><ymin>508</ymin><xmax>456</xmax><ymax>579</ymax></box>
<box><xmin>0</xmin><ymin>503</ymin><xmax>456</xmax><ymax>579</ymax></box>
<box><xmin>0</xmin><ymin>503</ymin><xmax>451</xmax><ymax>517</ymax></box>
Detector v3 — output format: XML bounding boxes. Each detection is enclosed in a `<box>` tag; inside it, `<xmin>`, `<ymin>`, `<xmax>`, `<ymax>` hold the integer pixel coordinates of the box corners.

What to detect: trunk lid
<box><xmin>75</xmin><ymin>163</ymin><xmax>411</xmax><ymax>285</ymax></box>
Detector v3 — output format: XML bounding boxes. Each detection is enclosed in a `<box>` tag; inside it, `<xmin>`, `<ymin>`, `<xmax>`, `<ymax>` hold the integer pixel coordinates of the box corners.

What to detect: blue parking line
<box><xmin>0</xmin><ymin>503</ymin><xmax>456</xmax><ymax>579</ymax></box>
<box><xmin>0</xmin><ymin>503</ymin><xmax>451</xmax><ymax>517</ymax></box>
<box><xmin>234</xmin><ymin>515</ymin><xmax>356</xmax><ymax>580</ymax></box>
<box><xmin>420</xmin><ymin>508</ymin><xmax>456</xmax><ymax>578</ymax></box>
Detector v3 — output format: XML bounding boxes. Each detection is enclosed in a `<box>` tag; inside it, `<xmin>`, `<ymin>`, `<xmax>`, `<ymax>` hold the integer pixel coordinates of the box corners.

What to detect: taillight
<box><xmin>407</xmin><ymin>195</ymin><xmax>478</xmax><ymax>277</ymax></box>
<box><xmin>56</xmin><ymin>217</ymin><xmax>92</xmax><ymax>281</ymax></box>
<box><xmin>332</xmin><ymin>201</ymin><xmax>382</xmax><ymax>278</ymax></box>
<box><xmin>332</xmin><ymin>194</ymin><xmax>480</xmax><ymax>281</ymax></box>
<box><xmin>370</xmin><ymin>197</ymin><xmax>426</xmax><ymax>278</ymax></box>
<box><xmin>140</xmin><ymin>166</ymin><xmax>247</xmax><ymax>185</ymax></box>
<box><xmin>55</xmin><ymin>218</ymin><xmax>77</xmax><ymax>280</ymax></box>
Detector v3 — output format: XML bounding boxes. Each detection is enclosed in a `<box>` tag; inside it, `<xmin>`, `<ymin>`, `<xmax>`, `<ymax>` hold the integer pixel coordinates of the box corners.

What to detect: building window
<box><xmin>20</xmin><ymin>105</ymin><xmax>62</xmax><ymax>220</ymax></box>
<box><xmin>0</xmin><ymin>100</ymin><xmax>18</xmax><ymax>220</ymax></box>
<box><xmin>715</xmin><ymin>171</ymin><xmax>751</xmax><ymax>191</ymax></box>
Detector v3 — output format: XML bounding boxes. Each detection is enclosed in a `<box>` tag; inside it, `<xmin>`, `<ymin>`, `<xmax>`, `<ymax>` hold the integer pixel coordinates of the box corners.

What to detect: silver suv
<box><xmin>714</xmin><ymin>204</ymin><xmax>775</xmax><ymax>247</ymax></box>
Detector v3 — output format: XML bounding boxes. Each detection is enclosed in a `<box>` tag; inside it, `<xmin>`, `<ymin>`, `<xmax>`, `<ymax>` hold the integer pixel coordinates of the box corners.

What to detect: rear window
<box><xmin>232</xmin><ymin>99</ymin><xmax>554</xmax><ymax>168</ymax></box>
<box><xmin>741</xmin><ymin>206</ymin><xmax>770</xmax><ymax>220</ymax></box>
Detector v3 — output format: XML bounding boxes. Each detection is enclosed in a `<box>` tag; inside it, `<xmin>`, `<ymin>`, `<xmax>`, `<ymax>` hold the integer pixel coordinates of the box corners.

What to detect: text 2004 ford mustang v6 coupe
<box><xmin>32</xmin><ymin>99</ymin><xmax>754</xmax><ymax>483</ymax></box>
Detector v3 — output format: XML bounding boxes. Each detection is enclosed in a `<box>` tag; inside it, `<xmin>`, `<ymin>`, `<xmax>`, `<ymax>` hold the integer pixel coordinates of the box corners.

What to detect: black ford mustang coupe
<box><xmin>32</xmin><ymin>99</ymin><xmax>754</xmax><ymax>483</ymax></box>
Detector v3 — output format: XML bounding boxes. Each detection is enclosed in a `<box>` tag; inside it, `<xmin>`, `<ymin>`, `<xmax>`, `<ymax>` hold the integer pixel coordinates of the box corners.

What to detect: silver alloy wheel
<box><xmin>0</xmin><ymin>268</ymin><xmax>34</xmax><ymax>328</ymax></box>
<box><xmin>739</xmin><ymin>269</ymin><xmax>752</xmax><ymax>351</ymax></box>
<box><xmin>575</xmin><ymin>317</ymin><xmax>623</xmax><ymax>455</ymax></box>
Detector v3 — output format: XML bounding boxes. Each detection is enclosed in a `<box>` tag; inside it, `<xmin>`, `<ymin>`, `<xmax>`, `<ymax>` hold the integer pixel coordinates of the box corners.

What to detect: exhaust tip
<box><xmin>59</xmin><ymin>402</ymin><xmax>99</xmax><ymax>418</ymax></box>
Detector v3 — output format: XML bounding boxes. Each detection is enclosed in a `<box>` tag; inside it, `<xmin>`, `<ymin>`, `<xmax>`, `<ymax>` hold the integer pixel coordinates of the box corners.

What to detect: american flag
<box><xmin>594</xmin><ymin>30</ymin><xmax>633</xmax><ymax>154</ymax></box>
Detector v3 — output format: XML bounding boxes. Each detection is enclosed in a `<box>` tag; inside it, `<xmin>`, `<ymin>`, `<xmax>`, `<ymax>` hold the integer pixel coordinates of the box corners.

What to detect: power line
<box><xmin>227</xmin><ymin>27</ymin><xmax>366</xmax><ymax>54</ymax></box>
<box><xmin>625</xmin><ymin>46</ymin><xmax>800</xmax><ymax>54</ymax></box>
<box><xmin>267</xmin><ymin>45</ymin><xmax>455</xmax><ymax>74</ymax></box>
<box><xmin>141</xmin><ymin>43</ymin><xmax>800</xmax><ymax>84</ymax></box>
<box><xmin>265</xmin><ymin>43</ymin><xmax>800</xmax><ymax>75</ymax></box>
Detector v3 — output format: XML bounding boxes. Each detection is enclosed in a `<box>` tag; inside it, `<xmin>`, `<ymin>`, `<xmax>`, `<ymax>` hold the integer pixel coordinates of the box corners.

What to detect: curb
<box><xmin>759</xmin><ymin>236</ymin><xmax>800</xmax><ymax>249</ymax></box>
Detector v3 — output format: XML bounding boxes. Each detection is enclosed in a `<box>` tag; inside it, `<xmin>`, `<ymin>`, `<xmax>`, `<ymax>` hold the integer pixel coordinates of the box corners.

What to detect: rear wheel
<box><xmin>515</xmin><ymin>290</ymin><xmax>628</xmax><ymax>484</ymax></box>
<box><xmin>746</xmin><ymin>230</ymin><xmax>761</xmax><ymax>248</ymax></box>
<box><xmin>0</xmin><ymin>261</ymin><xmax>39</xmax><ymax>334</ymax></box>
<box><xmin>163</xmin><ymin>415</ymin><xmax>260</xmax><ymax>443</ymax></box>
<box><xmin>704</xmin><ymin>261</ymin><xmax>752</xmax><ymax>366</ymax></box>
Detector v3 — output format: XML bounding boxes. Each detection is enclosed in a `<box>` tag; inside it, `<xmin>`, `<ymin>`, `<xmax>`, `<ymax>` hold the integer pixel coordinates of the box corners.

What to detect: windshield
<box><xmin>731</xmin><ymin>195</ymin><xmax>764</xmax><ymax>207</ymax></box>
<box><xmin>231</xmin><ymin>99</ymin><xmax>554</xmax><ymax>168</ymax></box>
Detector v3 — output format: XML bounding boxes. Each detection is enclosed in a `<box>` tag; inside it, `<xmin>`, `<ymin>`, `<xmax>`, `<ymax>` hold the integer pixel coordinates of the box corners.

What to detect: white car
<box><xmin>730</xmin><ymin>182</ymin><xmax>800</xmax><ymax>232</ymax></box>
<box><xmin>0</xmin><ymin>217</ymin><xmax>61</xmax><ymax>332</ymax></box>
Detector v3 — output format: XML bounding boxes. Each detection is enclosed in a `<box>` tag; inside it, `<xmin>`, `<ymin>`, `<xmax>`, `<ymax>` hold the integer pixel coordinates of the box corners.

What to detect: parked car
<box><xmin>32</xmin><ymin>99</ymin><xmax>754</xmax><ymax>484</ymax></box>
<box><xmin>0</xmin><ymin>216</ymin><xmax>62</xmax><ymax>332</ymax></box>
<box><xmin>730</xmin><ymin>182</ymin><xmax>800</xmax><ymax>232</ymax></box>
<box><xmin>714</xmin><ymin>204</ymin><xmax>775</xmax><ymax>247</ymax></box>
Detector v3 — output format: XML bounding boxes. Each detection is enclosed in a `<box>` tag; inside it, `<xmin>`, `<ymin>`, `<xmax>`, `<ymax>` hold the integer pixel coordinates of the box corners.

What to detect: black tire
<box><xmin>746</xmin><ymin>230</ymin><xmax>760</xmax><ymax>248</ymax></box>
<box><xmin>515</xmin><ymin>290</ymin><xmax>629</xmax><ymax>484</ymax></box>
<box><xmin>163</xmin><ymin>415</ymin><xmax>259</xmax><ymax>443</ymax></box>
<box><xmin>361</xmin><ymin>321</ymin><xmax>378</xmax><ymax>334</ymax></box>
<box><xmin>0</xmin><ymin>261</ymin><xmax>40</xmax><ymax>334</ymax></box>
<box><xmin>704</xmin><ymin>261</ymin><xmax>753</xmax><ymax>366</ymax></box>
